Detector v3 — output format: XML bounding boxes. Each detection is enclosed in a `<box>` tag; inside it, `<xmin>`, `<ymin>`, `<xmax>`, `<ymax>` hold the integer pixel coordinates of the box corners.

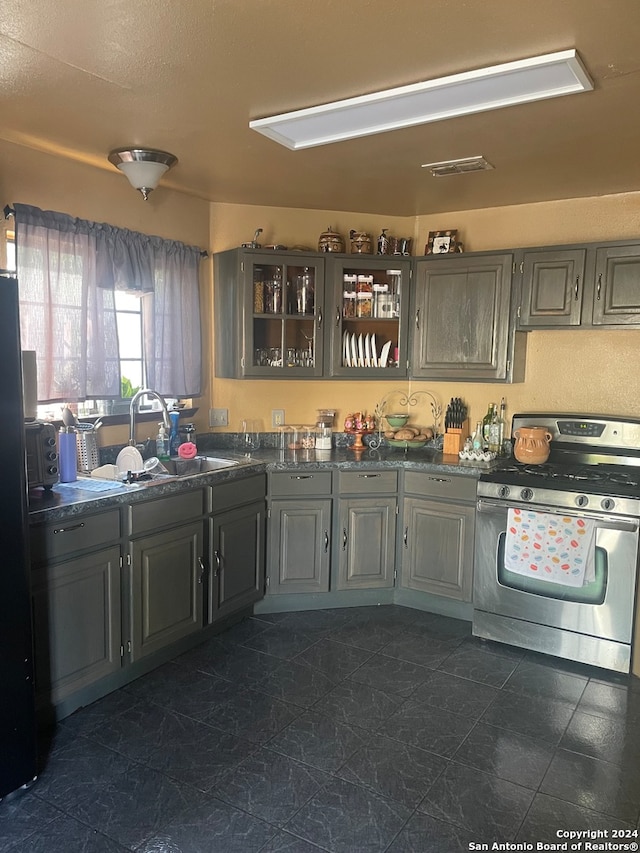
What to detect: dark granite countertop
<box><xmin>28</xmin><ymin>445</ymin><xmax>494</xmax><ymax>524</ymax></box>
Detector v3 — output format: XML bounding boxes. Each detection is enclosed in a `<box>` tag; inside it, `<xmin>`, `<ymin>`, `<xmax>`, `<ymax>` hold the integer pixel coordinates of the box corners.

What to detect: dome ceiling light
<box><xmin>108</xmin><ymin>148</ymin><xmax>178</xmax><ymax>200</ymax></box>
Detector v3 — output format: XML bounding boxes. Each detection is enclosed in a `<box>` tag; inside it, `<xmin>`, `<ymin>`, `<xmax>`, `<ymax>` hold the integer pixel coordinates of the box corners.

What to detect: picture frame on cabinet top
<box><xmin>425</xmin><ymin>229</ymin><xmax>461</xmax><ymax>254</ymax></box>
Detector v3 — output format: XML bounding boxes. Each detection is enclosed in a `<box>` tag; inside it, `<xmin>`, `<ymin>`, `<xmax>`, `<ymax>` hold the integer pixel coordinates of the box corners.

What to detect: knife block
<box><xmin>443</xmin><ymin>420</ymin><xmax>469</xmax><ymax>456</ymax></box>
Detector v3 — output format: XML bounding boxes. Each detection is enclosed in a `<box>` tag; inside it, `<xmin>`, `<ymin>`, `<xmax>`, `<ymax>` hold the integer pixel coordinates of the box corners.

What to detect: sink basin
<box><xmin>162</xmin><ymin>455</ymin><xmax>240</xmax><ymax>476</ymax></box>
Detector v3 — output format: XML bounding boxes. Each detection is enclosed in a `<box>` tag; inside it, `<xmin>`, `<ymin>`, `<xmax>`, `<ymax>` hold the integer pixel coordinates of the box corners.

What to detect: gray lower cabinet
<box><xmin>401</xmin><ymin>472</ymin><xmax>476</xmax><ymax>601</ymax></box>
<box><xmin>411</xmin><ymin>253</ymin><xmax>526</xmax><ymax>382</ymax></box>
<box><xmin>336</xmin><ymin>470</ymin><xmax>398</xmax><ymax>591</ymax></box>
<box><xmin>267</xmin><ymin>470</ymin><xmax>333</xmax><ymax>594</ymax></box>
<box><xmin>126</xmin><ymin>490</ymin><xmax>206</xmax><ymax>661</ymax></box>
<box><xmin>208</xmin><ymin>474</ymin><xmax>266</xmax><ymax>622</ymax></box>
<box><xmin>128</xmin><ymin>521</ymin><xmax>204</xmax><ymax>661</ymax></box>
<box><xmin>31</xmin><ymin>544</ymin><xmax>122</xmax><ymax>708</ymax></box>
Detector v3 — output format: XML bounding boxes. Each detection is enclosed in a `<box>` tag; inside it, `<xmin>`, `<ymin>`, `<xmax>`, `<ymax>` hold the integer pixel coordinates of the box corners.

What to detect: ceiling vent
<box><xmin>422</xmin><ymin>156</ymin><xmax>494</xmax><ymax>177</ymax></box>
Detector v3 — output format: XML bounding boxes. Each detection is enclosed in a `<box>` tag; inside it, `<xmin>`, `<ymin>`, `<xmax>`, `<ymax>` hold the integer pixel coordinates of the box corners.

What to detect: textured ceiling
<box><xmin>2</xmin><ymin>0</ymin><xmax>640</xmax><ymax>216</ymax></box>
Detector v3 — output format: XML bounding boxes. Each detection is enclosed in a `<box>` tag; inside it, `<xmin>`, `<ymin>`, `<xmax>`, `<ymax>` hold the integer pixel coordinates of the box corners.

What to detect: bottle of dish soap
<box><xmin>156</xmin><ymin>423</ymin><xmax>169</xmax><ymax>460</ymax></box>
<box><xmin>168</xmin><ymin>411</ymin><xmax>181</xmax><ymax>457</ymax></box>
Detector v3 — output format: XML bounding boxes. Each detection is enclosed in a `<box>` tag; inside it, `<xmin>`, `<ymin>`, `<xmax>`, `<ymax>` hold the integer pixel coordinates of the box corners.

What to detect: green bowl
<box><xmin>386</xmin><ymin>413</ymin><xmax>409</xmax><ymax>428</ymax></box>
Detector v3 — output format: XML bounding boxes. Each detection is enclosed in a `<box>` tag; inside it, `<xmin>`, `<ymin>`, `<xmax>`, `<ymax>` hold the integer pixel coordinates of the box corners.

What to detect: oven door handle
<box><xmin>476</xmin><ymin>498</ymin><xmax>639</xmax><ymax>532</ymax></box>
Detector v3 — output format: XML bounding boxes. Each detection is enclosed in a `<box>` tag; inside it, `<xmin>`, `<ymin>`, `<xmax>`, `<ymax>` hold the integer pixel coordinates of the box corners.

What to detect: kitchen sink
<box><xmin>162</xmin><ymin>455</ymin><xmax>240</xmax><ymax>475</ymax></box>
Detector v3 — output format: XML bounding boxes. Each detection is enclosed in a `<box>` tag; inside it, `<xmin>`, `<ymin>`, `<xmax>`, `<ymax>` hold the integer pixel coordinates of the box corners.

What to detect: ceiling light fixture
<box><xmin>108</xmin><ymin>148</ymin><xmax>178</xmax><ymax>200</ymax></box>
<box><xmin>250</xmin><ymin>49</ymin><xmax>592</xmax><ymax>150</ymax></box>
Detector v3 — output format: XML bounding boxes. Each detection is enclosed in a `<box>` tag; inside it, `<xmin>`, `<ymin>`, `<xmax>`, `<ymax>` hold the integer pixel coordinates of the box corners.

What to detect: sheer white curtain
<box><xmin>15</xmin><ymin>204</ymin><xmax>202</xmax><ymax>401</ymax></box>
<box><xmin>15</xmin><ymin>204</ymin><xmax>120</xmax><ymax>402</ymax></box>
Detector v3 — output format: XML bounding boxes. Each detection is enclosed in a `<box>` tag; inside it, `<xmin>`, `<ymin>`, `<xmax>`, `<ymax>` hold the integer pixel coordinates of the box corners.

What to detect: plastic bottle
<box><xmin>168</xmin><ymin>411</ymin><xmax>181</xmax><ymax>457</ymax></box>
<box><xmin>58</xmin><ymin>426</ymin><xmax>77</xmax><ymax>482</ymax></box>
<box><xmin>156</xmin><ymin>423</ymin><xmax>169</xmax><ymax>460</ymax></box>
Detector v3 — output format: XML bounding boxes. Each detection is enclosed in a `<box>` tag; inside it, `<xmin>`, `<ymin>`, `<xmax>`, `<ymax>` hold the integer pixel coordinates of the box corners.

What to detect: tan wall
<box><xmin>0</xmin><ymin>140</ymin><xmax>211</xmax><ymax>446</ymax></box>
<box><xmin>209</xmin><ymin>196</ymin><xmax>640</xmax><ymax>435</ymax></box>
<box><xmin>4</xmin><ymin>138</ymin><xmax>640</xmax><ymax>443</ymax></box>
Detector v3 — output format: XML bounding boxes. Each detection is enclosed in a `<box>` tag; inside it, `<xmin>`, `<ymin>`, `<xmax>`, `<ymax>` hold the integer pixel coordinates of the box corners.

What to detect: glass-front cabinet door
<box><xmin>243</xmin><ymin>253</ymin><xmax>325</xmax><ymax>377</ymax></box>
<box><xmin>326</xmin><ymin>256</ymin><xmax>411</xmax><ymax>378</ymax></box>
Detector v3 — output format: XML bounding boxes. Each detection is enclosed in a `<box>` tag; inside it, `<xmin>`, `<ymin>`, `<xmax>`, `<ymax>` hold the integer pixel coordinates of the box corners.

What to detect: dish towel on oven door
<box><xmin>504</xmin><ymin>509</ymin><xmax>596</xmax><ymax>587</ymax></box>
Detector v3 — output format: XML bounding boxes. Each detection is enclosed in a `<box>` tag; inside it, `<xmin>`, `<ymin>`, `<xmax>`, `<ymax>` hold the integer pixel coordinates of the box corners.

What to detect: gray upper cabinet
<box><xmin>518</xmin><ymin>248</ymin><xmax>586</xmax><ymax>328</ymax></box>
<box><xmin>411</xmin><ymin>253</ymin><xmax>526</xmax><ymax>382</ymax></box>
<box><xmin>214</xmin><ymin>248</ymin><xmax>411</xmax><ymax>379</ymax></box>
<box><xmin>214</xmin><ymin>248</ymin><xmax>326</xmax><ymax>378</ymax></box>
<box><xmin>593</xmin><ymin>244</ymin><xmax>640</xmax><ymax>326</ymax></box>
<box><xmin>325</xmin><ymin>255</ymin><xmax>411</xmax><ymax>379</ymax></box>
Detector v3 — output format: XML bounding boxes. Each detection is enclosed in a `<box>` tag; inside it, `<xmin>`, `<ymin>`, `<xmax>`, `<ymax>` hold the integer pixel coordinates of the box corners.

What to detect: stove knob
<box><xmin>45</xmin><ymin>451</ymin><xmax>57</xmax><ymax>462</ymax></box>
<box><xmin>601</xmin><ymin>497</ymin><xmax>616</xmax><ymax>512</ymax></box>
<box><xmin>46</xmin><ymin>464</ymin><xmax>59</xmax><ymax>475</ymax></box>
<box><xmin>520</xmin><ymin>488</ymin><xmax>534</xmax><ymax>501</ymax></box>
<box><xmin>45</xmin><ymin>436</ymin><xmax>56</xmax><ymax>447</ymax></box>
<box><xmin>575</xmin><ymin>494</ymin><xmax>589</xmax><ymax>508</ymax></box>
<box><xmin>497</xmin><ymin>485</ymin><xmax>511</xmax><ymax>499</ymax></box>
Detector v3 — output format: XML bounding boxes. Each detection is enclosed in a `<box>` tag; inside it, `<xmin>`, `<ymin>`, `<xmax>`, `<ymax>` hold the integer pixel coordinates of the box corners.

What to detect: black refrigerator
<box><xmin>0</xmin><ymin>274</ymin><xmax>37</xmax><ymax>798</ymax></box>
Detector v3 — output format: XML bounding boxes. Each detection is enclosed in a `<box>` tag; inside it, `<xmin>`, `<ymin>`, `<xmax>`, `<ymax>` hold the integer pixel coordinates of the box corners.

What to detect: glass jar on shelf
<box><xmin>264</xmin><ymin>267</ymin><xmax>283</xmax><ymax>313</ymax></box>
<box><xmin>356</xmin><ymin>274</ymin><xmax>373</xmax><ymax>318</ymax></box>
<box><xmin>253</xmin><ymin>267</ymin><xmax>264</xmax><ymax>313</ymax></box>
<box><xmin>386</xmin><ymin>269</ymin><xmax>402</xmax><ymax>317</ymax></box>
<box><xmin>343</xmin><ymin>274</ymin><xmax>357</xmax><ymax>317</ymax></box>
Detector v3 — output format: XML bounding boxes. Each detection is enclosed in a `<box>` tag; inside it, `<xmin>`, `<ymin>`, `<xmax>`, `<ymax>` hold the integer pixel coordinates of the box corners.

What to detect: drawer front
<box><xmin>269</xmin><ymin>470</ymin><xmax>332</xmax><ymax>497</ymax></box>
<box><xmin>404</xmin><ymin>471</ymin><xmax>476</xmax><ymax>502</ymax></box>
<box><xmin>30</xmin><ymin>509</ymin><xmax>120</xmax><ymax>564</ymax></box>
<box><xmin>210</xmin><ymin>474</ymin><xmax>267</xmax><ymax>513</ymax></box>
<box><xmin>338</xmin><ymin>470</ymin><xmax>398</xmax><ymax>495</ymax></box>
<box><xmin>128</xmin><ymin>489</ymin><xmax>204</xmax><ymax>536</ymax></box>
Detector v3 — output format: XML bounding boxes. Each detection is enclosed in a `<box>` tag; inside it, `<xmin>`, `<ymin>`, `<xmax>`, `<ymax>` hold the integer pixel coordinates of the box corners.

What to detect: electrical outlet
<box><xmin>272</xmin><ymin>409</ymin><xmax>285</xmax><ymax>428</ymax></box>
<box><xmin>209</xmin><ymin>408</ymin><xmax>228</xmax><ymax>427</ymax></box>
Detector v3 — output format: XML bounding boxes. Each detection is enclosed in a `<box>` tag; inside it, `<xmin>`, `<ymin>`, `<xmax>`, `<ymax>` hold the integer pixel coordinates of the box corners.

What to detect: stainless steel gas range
<box><xmin>473</xmin><ymin>413</ymin><xmax>640</xmax><ymax>673</ymax></box>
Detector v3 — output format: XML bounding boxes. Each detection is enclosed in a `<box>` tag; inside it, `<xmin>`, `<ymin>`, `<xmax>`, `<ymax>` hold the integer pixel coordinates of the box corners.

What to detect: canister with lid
<box><xmin>356</xmin><ymin>275</ymin><xmax>373</xmax><ymax>318</ymax></box>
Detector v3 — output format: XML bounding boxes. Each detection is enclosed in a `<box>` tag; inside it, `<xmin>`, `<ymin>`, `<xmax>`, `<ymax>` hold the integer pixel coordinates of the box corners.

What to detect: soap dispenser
<box><xmin>168</xmin><ymin>411</ymin><xmax>180</xmax><ymax>457</ymax></box>
<box><xmin>156</xmin><ymin>423</ymin><xmax>169</xmax><ymax>460</ymax></box>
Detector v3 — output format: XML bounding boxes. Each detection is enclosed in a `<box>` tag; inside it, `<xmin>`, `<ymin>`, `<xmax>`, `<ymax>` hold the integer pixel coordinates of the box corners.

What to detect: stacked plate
<box><xmin>342</xmin><ymin>332</ymin><xmax>392</xmax><ymax>368</ymax></box>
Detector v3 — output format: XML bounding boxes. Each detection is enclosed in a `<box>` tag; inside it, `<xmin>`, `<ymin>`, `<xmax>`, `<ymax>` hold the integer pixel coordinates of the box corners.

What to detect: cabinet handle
<box><xmin>428</xmin><ymin>476</ymin><xmax>450</xmax><ymax>483</ymax></box>
<box><xmin>291</xmin><ymin>474</ymin><xmax>314</xmax><ymax>479</ymax></box>
<box><xmin>213</xmin><ymin>549</ymin><xmax>222</xmax><ymax>577</ymax></box>
<box><xmin>403</xmin><ymin>526</ymin><xmax>408</xmax><ymax>548</ymax></box>
<box><xmin>317</xmin><ymin>308</ymin><xmax>322</xmax><ymax>327</ymax></box>
<box><xmin>197</xmin><ymin>556</ymin><xmax>205</xmax><ymax>585</ymax></box>
<box><xmin>415</xmin><ymin>308</ymin><xmax>420</xmax><ymax>329</ymax></box>
<box><xmin>597</xmin><ymin>273</ymin><xmax>602</xmax><ymax>300</ymax></box>
<box><xmin>574</xmin><ymin>276</ymin><xmax>580</xmax><ymax>300</ymax></box>
<box><xmin>335</xmin><ymin>307</ymin><xmax>341</xmax><ymax>326</ymax></box>
<box><xmin>342</xmin><ymin>527</ymin><xmax>348</xmax><ymax>550</ymax></box>
<box><xmin>324</xmin><ymin>531</ymin><xmax>329</xmax><ymax>553</ymax></box>
<box><xmin>358</xmin><ymin>473</ymin><xmax>380</xmax><ymax>478</ymax></box>
<box><xmin>53</xmin><ymin>522</ymin><xmax>85</xmax><ymax>535</ymax></box>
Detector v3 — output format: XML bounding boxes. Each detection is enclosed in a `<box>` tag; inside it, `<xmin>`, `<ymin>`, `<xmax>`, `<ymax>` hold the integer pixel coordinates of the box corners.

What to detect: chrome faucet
<box><xmin>129</xmin><ymin>389</ymin><xmax>171</xmax><ymax>447</ymax></box>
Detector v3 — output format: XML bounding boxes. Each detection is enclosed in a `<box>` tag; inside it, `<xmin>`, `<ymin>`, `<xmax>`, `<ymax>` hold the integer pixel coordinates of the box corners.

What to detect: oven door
<box><xmin>474</xmin><ymin>497</ymin><xmax>639</xmax><ymax>645</ymax></box>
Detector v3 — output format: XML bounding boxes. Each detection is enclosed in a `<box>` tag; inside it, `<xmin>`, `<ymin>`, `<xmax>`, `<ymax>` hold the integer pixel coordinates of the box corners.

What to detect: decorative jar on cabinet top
<box><xmin>318</xmin><ymin>226</ymin><xmax>345</xmax><ymax>253</ymax></box>
<box><xmin>513</xmin><ymin>426</ymin><xmax>552</xmax><ymax>465</ymax></box>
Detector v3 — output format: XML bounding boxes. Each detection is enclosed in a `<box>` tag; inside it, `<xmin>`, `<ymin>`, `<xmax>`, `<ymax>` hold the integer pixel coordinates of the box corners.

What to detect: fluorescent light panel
<box><xmin>250</xmin><ymin>49</ymin><xmax>592</xmax><ymax>150</ymax></box>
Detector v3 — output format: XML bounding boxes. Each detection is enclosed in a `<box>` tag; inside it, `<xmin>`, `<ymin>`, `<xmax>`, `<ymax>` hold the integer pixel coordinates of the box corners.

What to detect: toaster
<box><xmin>25</xmin><ymin>421</ymin><xmax>59</xmax><ymax>490</ymax></box>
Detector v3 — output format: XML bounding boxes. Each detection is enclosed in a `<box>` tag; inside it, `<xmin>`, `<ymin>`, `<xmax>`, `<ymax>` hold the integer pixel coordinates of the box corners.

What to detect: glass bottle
<box><xmin>497</xmin><ymin>397</ymin><xmax>507</xmax><ymax>455</ymax></box>
<box><xmin>482</xmin><ymin>403</ymin><xmax>496</xmax><ymax>450</ymax></box>
<box><xmin>472</xmin><ymin>421</ymin><xmax>484</xmax><ymax>452</ymax></box>
<box><xmin>488</xmin><ymin>408</ymin><xmax>501</xmax><ymax>454</ymax></box>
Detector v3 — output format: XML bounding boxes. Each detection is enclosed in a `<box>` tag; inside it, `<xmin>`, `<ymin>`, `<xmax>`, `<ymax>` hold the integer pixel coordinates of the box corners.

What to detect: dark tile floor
<box><xmin>3</xmin><ymin>604</ymin><xmax>640</xmax><ymax>852</ymax></box>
